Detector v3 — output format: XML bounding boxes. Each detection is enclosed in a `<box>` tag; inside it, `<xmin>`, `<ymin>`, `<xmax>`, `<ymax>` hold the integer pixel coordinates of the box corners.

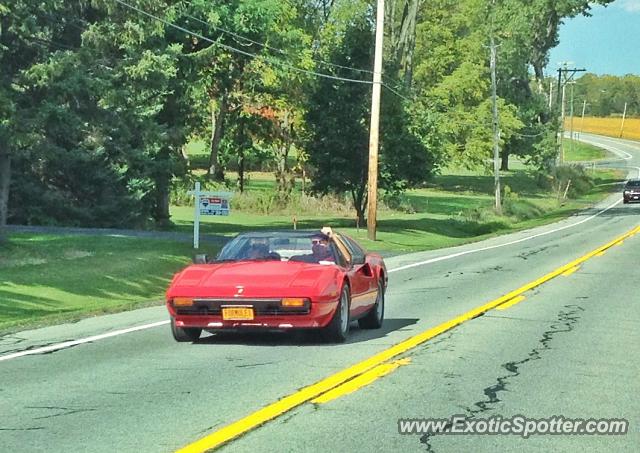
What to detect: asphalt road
<box><xmin>2</xmin><ymin>134</ymin><xmax>640</xmax><ymax>453</ymax></box>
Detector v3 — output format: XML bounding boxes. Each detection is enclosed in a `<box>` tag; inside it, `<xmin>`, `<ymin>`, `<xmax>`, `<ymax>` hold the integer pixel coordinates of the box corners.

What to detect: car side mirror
<box><xmin>193</xmin><ymin>254</ymin><xmax>209</xmax><ymax>264</ymax></box>
<box><xmin>351</xmin><ymin>255</ymin><xmax>366</xmax><ymax>265</ymax></box>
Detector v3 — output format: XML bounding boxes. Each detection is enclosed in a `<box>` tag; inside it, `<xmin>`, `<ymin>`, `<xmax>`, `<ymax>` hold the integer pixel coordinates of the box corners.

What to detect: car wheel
<box><xmin>322</xmin><ymin>284</ymin><xmax>351</xmax><ymax>343</ymax></box>
<box><xmin>623</xmin><ymin>199</ymin><xmax>628</xmax><ymax>204</ymax></box>
<box><xmin>171</xmin><ymin>318</ymin><xmax>202</xmax><ymax>342</ymax></box>
<box><xmin>358</xmin><ymin>279</ymin><xmax>385</xmax><ymax>329</ymax></box>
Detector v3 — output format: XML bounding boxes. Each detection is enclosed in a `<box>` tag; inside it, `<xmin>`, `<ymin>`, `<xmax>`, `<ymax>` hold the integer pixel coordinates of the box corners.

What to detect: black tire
<box><xmin>322</xmin><ymin>285</ymin><xmax>351</xmax><ymax>343</ymax></box>
<box><xmin>623</xmin><ymin>199</ymin><xmax>629</xmax><ymax>204</ymax></box>
<box><xmin>171</xmin><ymin>318</ymin><xmax>202</xmax><ymax>342</ymax></box>
<box><xmin>358</xmin><ymin>279</ymin><xmax>385</xmax><ymax>329</ymax></box>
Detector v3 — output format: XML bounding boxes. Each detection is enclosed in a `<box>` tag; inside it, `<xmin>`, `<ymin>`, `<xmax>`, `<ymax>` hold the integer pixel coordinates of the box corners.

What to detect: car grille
<box><xmin>175</xmin><ymin>298</ymin><xmax>310</xmax><ymax>316</ymax></box>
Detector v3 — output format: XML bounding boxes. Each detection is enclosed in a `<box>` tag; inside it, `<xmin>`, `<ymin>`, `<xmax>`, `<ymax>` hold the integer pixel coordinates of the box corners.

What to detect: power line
<box><xmin>178</xmin><ymin>2</ymin><xmax>416</xmax><ymax>98</ymax></box>
<box><xmin>381</xmin><ymin>82</ymin><xmax>412</xmax><ymax>102</ymax></box>
<box><xmin>112</xmin><ymin>0</ymin><xmax>374</xmax><ymax>85</ymax></box>
<box><xmin>23</xmin><ymin>35</ymin><xmax>77</xmax><ymax>51</ymax></box>
<box><xmin>113</xmin><ymin>0</ymin><xmax>412</xmax><ymax>101</ymax></box>
<box><xmin>178</xmin><ymin>2</ymin><xmax>376</xmax><ymax>76</ymax></box>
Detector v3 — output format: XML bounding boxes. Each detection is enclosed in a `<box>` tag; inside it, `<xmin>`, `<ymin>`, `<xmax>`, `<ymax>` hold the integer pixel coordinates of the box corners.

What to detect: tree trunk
<box><xmin>0</xmin><ymin>150</ymin><xmax>10</xmax><ymax>242</ymax></box>
<box><xmin>238</xmin><ymin>147</ymin><xmax>245</xmax><ymax>193</ymax></box>
<box><xmin>500</xmin><ymin>150</ymin><xmax>509</xmax><ymax>171</ymax></box>
<box><xmin>208</xmin><ymin>93</ymin><xmax>228</xmax><ymax>181</ymax></box>
<box><xmin>352</xmin><ymin>188</ymin><xmax>366</xmax><ymax>227</ymax></box>
<box><xmin>237</xmin><ymin>119</ymin><xmax>245</xmax><ymax>193</ymax></box>
<box><xmin>154</xmin><ymin>180</ymin><xmax>171</xmax><ymax>227</ymax></box>
<box><xmin>153</xmin><ymin>148</ymin><xmax>172</xmax><ymax>227</ymax></box>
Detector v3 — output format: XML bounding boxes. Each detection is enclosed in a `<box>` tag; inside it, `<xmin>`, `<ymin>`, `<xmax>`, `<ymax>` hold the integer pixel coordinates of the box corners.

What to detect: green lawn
<box><xmin>2</xmin><ymin>164</ymin><xmax>625</xmax><ymax>333</ymax></box>
<box><xmin>563</xmin><ymin>139</ymin><xmax>614</xmax><ymax>161</ymax></box>
<box><xmin>0</xmin><ymin>234</ymin><xmax>196</xmax><ymax>332</ymax></box>
<box><xmin>172</xmin><ymin>168</ymin><xmax>625</xmax><ymax>253</ymax></box>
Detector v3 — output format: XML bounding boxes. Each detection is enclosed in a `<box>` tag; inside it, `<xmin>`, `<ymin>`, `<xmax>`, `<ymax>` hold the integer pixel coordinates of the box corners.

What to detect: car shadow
<box><xmin>192</xmin><ymin>317</ymin><xmax>420</xmax><ymax>346</ymax></box>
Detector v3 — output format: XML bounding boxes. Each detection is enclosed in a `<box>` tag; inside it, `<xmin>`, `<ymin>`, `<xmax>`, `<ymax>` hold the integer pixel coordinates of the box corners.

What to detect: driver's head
<box><xmin>310</xmin><ymin>233</ymin><xmax>331</xmax><ymax>259</ymax></box>
<box><xmin>247</xmin><ymin>243</ymin><xmax>269</xmax><ymax>259</ymax></box>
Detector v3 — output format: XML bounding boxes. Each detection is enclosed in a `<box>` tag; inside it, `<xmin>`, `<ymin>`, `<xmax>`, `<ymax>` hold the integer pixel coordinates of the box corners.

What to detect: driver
<box><xmin>246</xmin><ymin>243</ymin><xmax>270</xmax><ymax>259</ymax></box>
<box><xmin>310</xmin><ymin>233</ymin><xmax>333</xmax><ymax>261</ymax></box>
<box><xmin>290</xmin><ymin>233</ymin><xmax>334</xmax><ymax>263</ymax></box>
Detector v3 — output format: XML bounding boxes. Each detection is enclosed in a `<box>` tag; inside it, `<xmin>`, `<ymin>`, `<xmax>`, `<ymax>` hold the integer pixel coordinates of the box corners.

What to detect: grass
<box><xmin>565</xmin><ymin>116</ymin><xmax>640</xmax><ymax>141</ymax></box>
<box><xmin>2</xmin><ymin>159</ymin><xmax>626</xmax><ymax>333</ymax></box>
<box><xmin>170</xmin><ymin>167</ymin><xmax>625</xmax><ymax>253</ymax></box>
<box><xmin>0</xmin><ymin>234</ymin><xmax>196</xmax><ymax>333</ymax></box>
<box><xmin>563</xmin><ymin>139</ymin><xmax>614</xmax><ymax>161</ymax></box>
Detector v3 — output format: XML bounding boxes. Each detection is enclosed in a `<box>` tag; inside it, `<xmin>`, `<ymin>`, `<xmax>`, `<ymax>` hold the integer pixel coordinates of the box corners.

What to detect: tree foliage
<box><xmin>0</xmin><ymin>0</ymin><xmax>615</xmax><ymax>233</ymax></box>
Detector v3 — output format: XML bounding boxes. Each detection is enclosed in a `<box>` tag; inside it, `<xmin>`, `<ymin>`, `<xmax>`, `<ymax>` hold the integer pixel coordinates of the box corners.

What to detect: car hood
<box><xmin>167</xmin><ymin>261</ymin><xmax>340</xmax><ymax>299</ymax></box>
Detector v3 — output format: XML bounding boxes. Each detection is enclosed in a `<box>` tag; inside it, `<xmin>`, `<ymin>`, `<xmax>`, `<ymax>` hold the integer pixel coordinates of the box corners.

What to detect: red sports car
<box><xmin>165</xmin><ymin>228</ymin><xmax>387</xmax><ymax>343</ymax></box>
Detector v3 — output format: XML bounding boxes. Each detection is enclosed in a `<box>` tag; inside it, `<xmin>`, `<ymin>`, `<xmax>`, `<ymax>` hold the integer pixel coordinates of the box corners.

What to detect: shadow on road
<box><xmin>192</xmin><ymin>317</ymin><xmax>420</xmax><ymax>346</ymax></box>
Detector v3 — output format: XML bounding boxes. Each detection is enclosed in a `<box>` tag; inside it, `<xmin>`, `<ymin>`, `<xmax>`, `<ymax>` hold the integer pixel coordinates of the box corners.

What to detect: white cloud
<box><xmin>617</xmin><ymin>0</ymin><xmax>640</xmax><ymax>13</ymax></box>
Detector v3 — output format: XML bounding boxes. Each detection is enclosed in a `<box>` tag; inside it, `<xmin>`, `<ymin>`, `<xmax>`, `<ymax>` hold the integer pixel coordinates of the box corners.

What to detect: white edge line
<box><xmin>0</xmin><ymin>320</ymin><xmax>169</xmax><ymax>362</ymax></box>
<box><xmin>0</xmin><ymin>197</ymin><xmax>626</xmax><ymax>362</ymax></box>
<box><xmin>575</xmin><ymin>136</ymin><xmax>633</xmax><ymax>160</ymax></box>
<box><xmin>388</xmin><ymin>197</ymin><xmax>622</xmax><ymax>274</ymax></box>
<box><xmin>2</xmin><ymin>198</ymin><xmax>622</xmax><ymax>362</ymax></box>
<box><xmin>0</xmin><ymin>142</ymin><xmax>634</xmax><ymax>362</ymax></box>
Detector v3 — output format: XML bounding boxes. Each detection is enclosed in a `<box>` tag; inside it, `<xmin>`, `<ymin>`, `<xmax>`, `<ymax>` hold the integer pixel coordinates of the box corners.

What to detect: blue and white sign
<box><xmin>199</xmin><ymin>195</ymin><xmax>230</xmax><ymax>216</ymax></box>
<box><xmin>188</xmin><ymin>182</ymin><xmax>233</xmax><ymax>249</ymax></box>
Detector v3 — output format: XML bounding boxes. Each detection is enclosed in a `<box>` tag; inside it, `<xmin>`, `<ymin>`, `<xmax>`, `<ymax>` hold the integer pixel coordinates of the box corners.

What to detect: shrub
<box><xmin>381</xmin><ymin>192</ymin><xmax>417</xmax><ymax>214</ymax></box>
<box><xmin>536</xmin><ymin>165</ymin><xmax>594</xmax><ymax>199</ymax></box>
<box><xmin>169</xmin><ymin>175</ymin><xmax>229</xmax><ymax>206</ymax></box>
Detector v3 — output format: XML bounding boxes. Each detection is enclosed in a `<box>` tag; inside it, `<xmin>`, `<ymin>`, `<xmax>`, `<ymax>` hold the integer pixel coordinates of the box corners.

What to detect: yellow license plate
<box><xmin>222</xmin><ymin>307</ymin><xmax>254</xmax><ymax>321</ymax></box>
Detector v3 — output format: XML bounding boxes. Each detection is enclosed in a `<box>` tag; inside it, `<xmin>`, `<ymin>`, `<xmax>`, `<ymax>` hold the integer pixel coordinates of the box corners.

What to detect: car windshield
<box><xmin>215</xmin><ymin>231</ymin><xmax>338</xmax><ymax>263</ymax></box>
<box><xmin>625</xmin><ymin>180</ymin><xmax>640</xmax><ymax>187</ymax></box>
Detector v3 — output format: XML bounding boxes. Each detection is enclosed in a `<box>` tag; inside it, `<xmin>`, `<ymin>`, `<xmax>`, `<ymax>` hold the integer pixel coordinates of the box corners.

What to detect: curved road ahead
<box><xmin>2</xmin><ymin>134</ymin><xmax>640</xmax><ymax>453</ymax></box>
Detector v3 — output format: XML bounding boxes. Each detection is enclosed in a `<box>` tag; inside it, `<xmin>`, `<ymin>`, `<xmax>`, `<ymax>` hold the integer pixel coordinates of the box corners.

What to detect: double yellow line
<box><xmin>177</xmin><ymin>225</ymin><xmax>640</xmax><ymax>453</ymax></box>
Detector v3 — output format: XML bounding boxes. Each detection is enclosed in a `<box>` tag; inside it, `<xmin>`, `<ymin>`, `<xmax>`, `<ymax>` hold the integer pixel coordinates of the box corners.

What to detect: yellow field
<box><xmin>565</xmin><ymin>116</ymin><xmax>640</xmax><ymax>141</ymax></box>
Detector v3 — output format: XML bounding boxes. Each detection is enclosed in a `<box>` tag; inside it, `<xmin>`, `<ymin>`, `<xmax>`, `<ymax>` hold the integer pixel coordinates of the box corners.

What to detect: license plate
<box><xmin>222</xmin><ymin>306</ymin><xmax>254</xmax><ymax>321</ymax></box>
<box><xmin>634</xmin><ymin>196</ymin><xmax>639</xmax><ymax>199</ymax></box>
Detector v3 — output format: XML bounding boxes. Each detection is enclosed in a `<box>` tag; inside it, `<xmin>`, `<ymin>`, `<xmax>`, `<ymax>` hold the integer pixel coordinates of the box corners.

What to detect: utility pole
<box><xmin>490</xmin><ymin>35</ymin><xmax>501</xmax><ymax>215</ymax></box>
<box><xmin>579</xmin><ymin>99</ymin><xmax>587</xmax><ymax>139</ymax></box>
<box><xmin>556</xmin><ymin>64</ymin><xmax>586</xmax><ymax>165</ymax></box>
<box><xmin>619</xmin><ymin>102</ymin><xmax>628</xmax><ymax>138</ymax></box>
<box><xmin>367</xmin><ymin>0</ymin><xmax>384</xmax><ymax>241</ymax></box>
<box><xmin>548</xmin><ymin>80</ymin><xmax>554</xmax><ymax>110</ymax></box>
<box><xmin>560</xmin><ymin>80</ymin><xmax>566</xmax><ymax>164</ymax></box>
<box><xmin>569</xmin><ymin>81</ymin><xmax>575</xmax><ymax>156</ymax></box>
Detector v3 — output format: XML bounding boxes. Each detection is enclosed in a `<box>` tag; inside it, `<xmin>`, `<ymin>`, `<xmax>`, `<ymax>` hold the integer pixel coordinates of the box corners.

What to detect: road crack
<box><xmin>419</xmin><ymin>304</ymin><xmax>584</xmax><ymax>452</ymax></box>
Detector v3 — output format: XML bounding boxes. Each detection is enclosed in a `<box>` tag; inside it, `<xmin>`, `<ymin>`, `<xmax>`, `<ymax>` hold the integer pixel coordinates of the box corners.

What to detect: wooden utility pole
<box><xmin>619</xmin><ymin>102</ymin><xmax>628</xmax><ymax>138</ymax></box>
<box><xmin>367</xmin><ymin>0</ymin><xmax>385</xmax><ymax>241</ymax></box>
<box><xmin>569</xmin><ymin>81</ymin><xmax>575</xmax><ymax>156</ymax></box>
<box><xmin>490</xmin><ymin>36</ymin><xmax>501</xmax><ymax>215</ymax></box>
<box><xmin>579</xmin><ymin>99</ymin><xmax>587</xmax><ymax>139</ymax></box>
<box><xmin>560</xmin><ymin>81</ymin><xmax>566</xmax><ymax>164</ymax></box>
<box><xmin>556</xmin><ymin>64</ymin><xmax>586</xmax><ymax>165</ymax></box>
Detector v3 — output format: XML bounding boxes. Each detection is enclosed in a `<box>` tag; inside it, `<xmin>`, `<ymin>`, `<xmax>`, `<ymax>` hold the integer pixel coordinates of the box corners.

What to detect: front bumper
<box><xmin>624</xmin><ymin>193</ymin><xmax>640</xmax><ymax>202</ymax></box>
<box><xmin>167</xmin><ymin>299</ymin><xmax>339</xmax><ymax>330</ymax></box>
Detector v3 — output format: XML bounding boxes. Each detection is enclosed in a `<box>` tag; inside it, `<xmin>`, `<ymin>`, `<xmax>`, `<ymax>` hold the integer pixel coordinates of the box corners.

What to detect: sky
<box><xmin>547</xmin><ymin>0</ymin><xmax>640</xmax><ymax>76</ymax></box>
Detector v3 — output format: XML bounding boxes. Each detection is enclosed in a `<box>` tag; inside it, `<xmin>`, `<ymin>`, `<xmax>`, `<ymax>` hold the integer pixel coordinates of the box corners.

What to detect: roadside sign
<box><xmin>199</xmin><ymin>195</ymin><xmax>230</xmax><ymax>216</ymax></box>
<box><xmin>188</xmin><ymin>182</ymin><xmax>233</xmax><ymax>249</ymax></box>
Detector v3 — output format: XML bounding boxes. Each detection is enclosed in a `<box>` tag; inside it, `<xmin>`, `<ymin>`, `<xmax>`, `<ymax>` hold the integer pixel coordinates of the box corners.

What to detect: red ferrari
<box><xmin>165</xmin><ymin>228</ymin><xmax>387</xmax><ymax>342</ymax></box>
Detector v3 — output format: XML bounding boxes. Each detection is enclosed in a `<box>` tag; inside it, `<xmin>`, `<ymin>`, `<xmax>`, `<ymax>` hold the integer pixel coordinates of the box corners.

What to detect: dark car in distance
<box><xmin>623</xmin><ymin>179</ymin><xmax>640</xmax><ymax>204</ymax></box>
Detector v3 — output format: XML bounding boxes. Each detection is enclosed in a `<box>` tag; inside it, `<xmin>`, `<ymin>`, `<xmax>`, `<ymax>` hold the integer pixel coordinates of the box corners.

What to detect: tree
<box><xmin>182</xmin><ymin>0</ymin><xmax>312</xmax><ymax>182</ymax></box>
<box><xmin>306</xmin><ymin>1</ymin><xmax>437</xmax><ymax>223</ymax></box>
<box><xmin>521</xmin><ymin>0</ymin><xmax>615</xmax><ymax>85</ymax></box>
<box><xmin>306</xmin><ymin>12</ymin><xmax>373</xmax><ymax>224</ymax></box>
<box><xmin>0</xmin><ymin>0</ymin><xmax>85</xmax><ymax>239</ymax></box>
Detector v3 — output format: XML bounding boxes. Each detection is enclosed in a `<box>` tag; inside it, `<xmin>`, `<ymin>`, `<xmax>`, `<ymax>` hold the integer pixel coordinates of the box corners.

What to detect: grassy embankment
<box><xmin>0</xmin><ymin>236</ymin><xmax>194</xmax><ymax>333</ymax></box>
<box><xmin>0</xmin><ymin>140</ymin><xmax>625</xmax><ymax>333</ymax></box>
<box><xmin>563</xmin><ymin>138</ymin><xmax>615</xmax><ymax>162</ymax></box>
<box><xmin>566</xmin><ymin>116</ymin><xmax>640</xmax><ymax>141</ymax></box>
